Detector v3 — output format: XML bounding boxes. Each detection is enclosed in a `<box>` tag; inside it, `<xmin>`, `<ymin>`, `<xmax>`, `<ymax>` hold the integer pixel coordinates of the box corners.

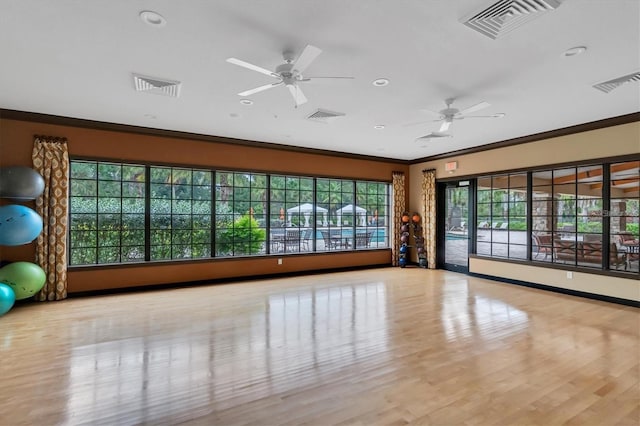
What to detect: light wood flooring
<box><xmin>0</xmin><ymin>268</ymin><xmax>638</xmax><ymax>425</ymax></box>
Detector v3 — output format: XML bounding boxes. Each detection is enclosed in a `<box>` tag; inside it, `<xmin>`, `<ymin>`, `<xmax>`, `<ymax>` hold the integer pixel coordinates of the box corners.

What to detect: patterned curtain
<box><xmin>32</xmin><ymin>136</ymin><xmax>69</xmax><ymax>301</ymax></box>
<box><xmin>391</xmin><ymin>172</ymin><xmax>406</xmax><ymax>266</ymax></box>
<box><xmin>421</xmin><ymin>169</ymin><xmax>437</xmax><ymax>269</ymax></box>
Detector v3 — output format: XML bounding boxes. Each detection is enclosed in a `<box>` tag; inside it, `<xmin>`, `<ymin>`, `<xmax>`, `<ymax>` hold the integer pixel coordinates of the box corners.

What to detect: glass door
<box><xmin>442</xmin><ymin>182</ymin><xmax>471</xmax><ymax>272</ymax></box>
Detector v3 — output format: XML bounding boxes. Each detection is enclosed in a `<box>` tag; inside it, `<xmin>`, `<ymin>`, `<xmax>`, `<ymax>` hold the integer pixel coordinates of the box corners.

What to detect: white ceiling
<box><xmin>0</xmin><ymin>0</ymin><xmax>638</xmax><ymax>161</ymax></box>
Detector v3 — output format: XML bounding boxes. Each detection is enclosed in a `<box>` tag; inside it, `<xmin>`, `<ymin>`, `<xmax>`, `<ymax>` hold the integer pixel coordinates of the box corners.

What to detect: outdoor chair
<box><xmin>320</xmin><ymin>230</ymin><xmax>335</xmax><ymax>250</ymax></box>
<box><xmin>355</xmin><ymin>231</ymin><xmax>374</xmax><ymax>248</ymax></box>
<box><xmin>532</xmin><ymin>234</ymin><xmax>553</xmax><ymax>260</ymax></box>
<box><xmin>610</xmin><ymin>242</ymin><xmax>628</xmax><ymax>270</ymax></box>
<box><xmin>284</xmin><ymin>229</ymin><xmax>301</xmax><ymax>252</ymax></box>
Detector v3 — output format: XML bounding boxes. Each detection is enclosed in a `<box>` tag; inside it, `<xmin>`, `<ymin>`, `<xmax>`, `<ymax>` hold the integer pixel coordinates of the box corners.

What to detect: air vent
<box><xmin>133</xmin><ymin>74</ymin><xmax>181</xmax><ymax>97</ymax></box>
<box><xmin>306</xmin><ymin>109</ymin><xmax>346</xmax><ymax>122</ymax></box>
<box><xmin>593</xmin><ymin>71</ymin><xmax>640</xmax><ymax>94</ymax></box>
<box><xmin>462</xmin><ymin>0</ymin><xmax>563</xmax><ymax>40</ymax></box>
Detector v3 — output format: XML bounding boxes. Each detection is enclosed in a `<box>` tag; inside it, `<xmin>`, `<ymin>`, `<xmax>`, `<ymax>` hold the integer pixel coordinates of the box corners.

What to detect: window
<box><xmin>532</xmin><ymin>165</ymin><xmax>603</xmax><ymax>268</ymax></box>
<box><xmin>70</xmin><ymin>161</ymin><xmax>145</xmax><ymax>265</ymax></box>
<box><xmin>476</xmin><ymin>173</ymin><xmax>527</xmax><ymax>259</ymax></box>
<box><xmin>150</xmin><ymin>167</ymin><xmax>212</xmax><ymax>260</ymax></box>
<box><xmin>355</xmin><ymin>181</ymin><xmax>390</xmax><ymax>249</ymax></box>
<box><xmin>610</xmin><ymin>161</ymin><xmax>639</xmax><ymax>273</ymax></box>
<box><xmin>69</xmin><ymin>160</ymin><xmax>390</xmax><ymax>266</ymax></box>
<box><xmin>270</xmin><ymin>175</ymin><xmax>314</xmax><ymax>253</ymax></box>
<box><xmin>317</xmin><ymin>178</ymin><xmax>353</xmax><ymax>251</ymax></box>
<box><xmin>215</xmin><ymin>171</ymin><xmax>267</xmax><ymax>257</ymax></box>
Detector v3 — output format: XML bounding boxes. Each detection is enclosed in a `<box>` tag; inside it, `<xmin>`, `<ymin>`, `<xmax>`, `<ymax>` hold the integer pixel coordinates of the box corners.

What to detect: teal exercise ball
<box><xmin>0</xmin><ymin>283</ymin><xmax>15</xmax><ymax>316</ymax></box>
<box><xmin>0</xmin><ymin>262</ymin><xmax>46</xmax><ymax>300</ymax></box>
<box><xmin>0</xmin><ymin>204</ymin><xmax>43</xmax><ymax>246</ymax></box>
<box><xmin>0</xmin><ymin>166</ymin><xmax>45</xmax><ymax>200</ymax></box>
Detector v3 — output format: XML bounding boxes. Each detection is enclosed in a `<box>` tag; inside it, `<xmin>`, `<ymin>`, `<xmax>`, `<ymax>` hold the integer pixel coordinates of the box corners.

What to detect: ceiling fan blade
<box><xmin>439</xmin><ymin>120</ymin><xmax>452</xmax><ymax>132</ymax></box>
<box><xmin>463</xmin><ymin>113</ymin><xmax>506</xmax><ymax>119</ymax></box>
<box><xmin>226</xmin><ymin>58</ymin><xmax>278</xmax><ymax>78</ymax></box>
<box><xmin>459</xmin><ymin>101</ymin><xmax>490</xmax><ymax>115</ymax></box>
<box><xmin>287</xmin><ymin>84</ymin><xmax>308</xmax><ymax>106</ymax></box>
<box><xmin>292</xmin><ymin>45</ymin><xmax>322</xmax><ymax>73</ymax></box>
<box><xmin>303</xmin><ymin>76</ymin><xmax>354</xmax><ymax>79</ymax></box>
<box><xmin>238</xmin><ymin>82</ymin><xmax>282</xmax><ymax>96</ymax></box>
<box><xmin>416</xmin><ymin>131</ymin><xmax>451</xmax><ymax>141</ymax></box>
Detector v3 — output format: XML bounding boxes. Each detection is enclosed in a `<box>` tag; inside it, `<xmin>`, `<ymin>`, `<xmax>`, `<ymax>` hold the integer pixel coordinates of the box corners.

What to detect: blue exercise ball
<box><xmin>0</xmin><ymin>283</ymin><xmax>16</xmax><ymax>316</ymax></box>
<box><xmin>399</xmin><ymin>257</ymin><xmax>407</xmax><ymax>268</ymax></box>
<box><xmin>399</xmin><ymin>244</ymin><xmax>407</xmax><ymax>253</ymax></box>
<box><xmin>0</xmin><ymin>166</ymin><xmax>45</xmax><ymax>201</ymax></box>
<box><xmin>0</xmin><ymin>204</ymin><xmax>43</xmax><ymax>246</ymax></box>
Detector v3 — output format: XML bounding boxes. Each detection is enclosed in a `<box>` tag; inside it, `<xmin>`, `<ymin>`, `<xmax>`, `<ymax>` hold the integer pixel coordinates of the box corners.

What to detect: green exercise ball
<box><xmin>0</xmin><ymin>262</ymin><xmax>46</xmax><ymax>300</ymax></box>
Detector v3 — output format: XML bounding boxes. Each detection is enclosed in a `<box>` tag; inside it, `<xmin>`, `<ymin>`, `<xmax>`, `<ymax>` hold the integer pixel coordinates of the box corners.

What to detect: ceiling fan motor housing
<box><xmin>275</xmin><ymin>63</ymin><xmax>298</xmax><ymax>84</ymax></box>
<box><xmin>441</xmin><ymin>107</ymin><xmax>459</xmax><ymax>117</ymax></box>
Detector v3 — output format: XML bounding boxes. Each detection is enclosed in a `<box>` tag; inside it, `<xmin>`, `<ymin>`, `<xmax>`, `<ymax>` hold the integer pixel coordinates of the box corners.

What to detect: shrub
<box><xmin>217</xmin><ymin>214</ymin><xmax>265</xmax><ymax>256</ymax></box>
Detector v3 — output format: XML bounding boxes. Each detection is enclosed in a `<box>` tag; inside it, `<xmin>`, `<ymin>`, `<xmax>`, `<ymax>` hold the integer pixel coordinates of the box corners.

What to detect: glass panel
<box><xmin>445</xmin><ymin>186</ymin><xmax>469</xmax><ymax>269</ymax></box>
<box><xmin>610</xmin><ymin>161</ymin><xmax>639</xmax><ymax>273</ymax></box>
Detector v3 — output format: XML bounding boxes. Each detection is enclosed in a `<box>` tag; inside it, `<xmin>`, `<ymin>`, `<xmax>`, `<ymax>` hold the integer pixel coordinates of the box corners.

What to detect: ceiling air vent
<box><xmin>306</xmin><ymin>109</ymin><xmax>346</xmax><ymax>123</ymax></box>
<box><xmin>593</xmin><ymin>71</ymin><xmax>640</xmax><ymax>94</ymax></box>
<box><xmin>462</xmin><ymin>0</ymin><xmax>563</xmax><ymax>40</ymax></box>
<box><xmin>133</xmin><ymin>73</ymin><xmax>182</xmax><ymax>97</ymax></box>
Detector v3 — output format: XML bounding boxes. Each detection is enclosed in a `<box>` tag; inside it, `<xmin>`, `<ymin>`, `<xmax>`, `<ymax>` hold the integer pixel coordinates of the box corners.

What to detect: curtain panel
<box><xmin>421</xmin><ymin>169</ymin><xmax>437</xmax><ymax>269</ymax></box>
<box><xmin>391</xmin><ymin>172</ymin><xmax>406</xmax><ymax>266</ymax></box>
<box><xmin>32</xmin><ymin>136</ymin><xmax>69</xmax><ymax>301</ymax></box>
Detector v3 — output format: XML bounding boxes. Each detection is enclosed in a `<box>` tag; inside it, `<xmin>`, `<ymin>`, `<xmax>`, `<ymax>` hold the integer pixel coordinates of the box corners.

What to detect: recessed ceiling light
<box><xmin>372</xmin><ymin>78</ymin><xmax>390</xmax><ymax>87</ymax></box>
<box><xmin>239</xmin><ymin>99</ymin><xmax>253</xmax><ymax>105</ymax></box>
<box><xmin>140</xmin><ymin>11</ymin><xmax>167</xmax><ymax>27</ymax></box>
<box><xmin>492</xmin><ymin>113</ymin><xmax>506</xmax><ymax>118</ymax></box>
<box><xmin>563</xmin><ymin>46</ymin><xmax>587</xmax><ymax>57</ymax></box>
<box><xmin>373</xmin><ymin>125</ymin><xmax>385</xmax><ymax>129</ymax></box>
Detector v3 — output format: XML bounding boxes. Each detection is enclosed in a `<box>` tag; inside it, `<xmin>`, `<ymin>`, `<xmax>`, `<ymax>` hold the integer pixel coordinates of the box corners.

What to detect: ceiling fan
<box><xmin>226</xmin><ymin>45</ymin><xmax>353</xmax><ymax>107</ymax></box>
<box><xmin>413</xmin><ymin>98</ymin><xmax>505</xmax><ymax>140</ymax></box>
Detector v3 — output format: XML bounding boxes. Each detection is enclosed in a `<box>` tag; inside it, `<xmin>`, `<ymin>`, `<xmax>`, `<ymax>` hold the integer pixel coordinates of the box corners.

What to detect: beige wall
<box><xmin>471</xmin><ymin>257</ymin><xmax>640</xmax><ymax>302</ymax></box>
<box><xmin>409</xmin><ymin>121</ymin><xmax>640</xmax><ymax>182</ymax></box>
<box><xmin>409</xmin><ymin>121</ymin><xmax>640</xmax><ymax>301</ymax></box>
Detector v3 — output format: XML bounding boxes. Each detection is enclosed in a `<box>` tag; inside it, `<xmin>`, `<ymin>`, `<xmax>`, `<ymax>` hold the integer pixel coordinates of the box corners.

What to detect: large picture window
<box><xmin>69</xmin><ymin>160</ymin><xmax>390</xmax><ymax>266</ymax></box>
<box><xmin>477</xmin><ymin>159</ymin><xmax>639</xmax><ymax>276</ymax></box>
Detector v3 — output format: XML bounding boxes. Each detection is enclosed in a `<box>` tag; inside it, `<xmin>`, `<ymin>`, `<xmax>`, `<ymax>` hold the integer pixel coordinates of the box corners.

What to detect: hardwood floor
<box><xmin>0</xmin><ymin>268</ymin><xmax>638</xmax><ymax>425</ymax></box>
